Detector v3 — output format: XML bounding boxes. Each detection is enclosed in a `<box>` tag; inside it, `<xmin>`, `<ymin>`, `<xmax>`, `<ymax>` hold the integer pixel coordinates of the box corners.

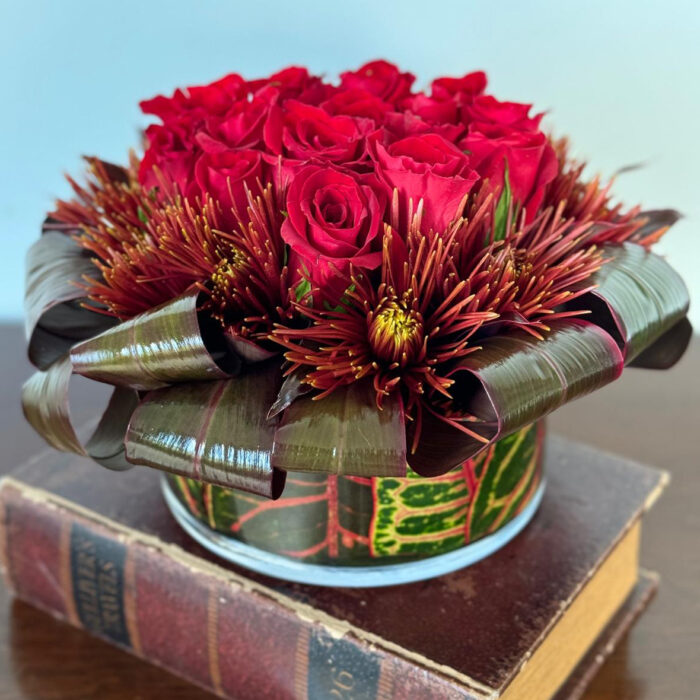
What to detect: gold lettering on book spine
<box><xmin>59</xmin><ymin>519</ymin><xmax>80</xmax><ymax>626</ymax></box>
<box><xmin>207</xmin><ymin>583</ymin><xmax>224</xmax><ymax>696</ymax></box>
<box><xmin>123</xmin><ymin>548</ymin><xmax>142</xmax><ymax>655</ymax></box>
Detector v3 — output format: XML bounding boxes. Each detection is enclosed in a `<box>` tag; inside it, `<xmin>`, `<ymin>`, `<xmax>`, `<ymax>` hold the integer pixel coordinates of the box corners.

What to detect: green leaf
<box><xmin>172</xmin><ymin>473</ymin><xmax>374</xmax><ymax>564</ymax></box>
<box><xmin>372</xmin><ymin>467</ymin><xmax>470</xmax><ymax>557</ymax></box>
<box><xmin>272</xmin><ymin>381</ymin><xmax>407</xmax><ymax>477</ymax></box>
<box><xmin>628</xmin><ymin>316</ymin><xmax>692</xmax><ymax>370</ymax></box>
<box><xmin>25</xmin><ymin>228</ymin><xmax>116</xmax><ymax>369</ymax></box>
<box><xmin>294</xmin><ymin>278</ymin><xmax>311</xmax><ymax>302</ymax></box>
<box><xmin>323</xmin><ymin>283</ymin><xmax>356</xmax><ymax>312</ymax></box>
<box><xmin>21</xmin><ymin>354</ymin><xmax>138</xmax><ymax>470</ymax></box>
<box><xmin>70</xmin><ymin>289</ymin><xmax>239</xmax><ymax>390</ymax></box>
<box><xmin>126</xmin><ymin>362</ymin><xmax>286</xmax><ymax>497</ymax></box>
<box><xmin>466</xmin><ymin>421</ymin><xmax>542</xmax><ymax>541</ymax></box>
<box><xmin>409</xmin><ymin>320</ymin><xmax>623</xmax><ymax>476</ymax></box>
<box><xmin>373</xmin><ymin>422</ymin><xmax>542</xmax><ymax>556</ymax></box>
<box><xmin>492</xmin><ymin>168</ymin><xmax>512</xmax><ymax>242</ymax></box>
<box><xmin>566</xmin><ymin>243</ymin><xmax>689</xmax><ymax>363</ymax></box>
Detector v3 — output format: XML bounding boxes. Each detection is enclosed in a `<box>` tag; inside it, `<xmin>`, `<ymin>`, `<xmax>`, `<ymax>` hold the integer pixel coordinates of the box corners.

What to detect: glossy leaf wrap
<box><xmin>408</xmin><ymin>320</ymin><xmax>623</xmax><ymax>476</ymax></box>
<box><xmin>168</xmin><ymin>421</ymin><xmax>544</xmax><ymax>564</ymax></box>
<box><xmin>567</xmin><ymin>243</ymin><xmax>689</xmax><ymax>363</ymax></box>
<box><xmin>21</xmin><ymin>355</ymin><xmax>138</xmax><ymax>471</ymax></box>
<box><xmin>126</xmin><ymin>363</ymin><xmax>285</xmax><ymax>498</ymax></box>
<box><xmin>70</xmin><ymin>288</ymin><xmax>239</xmax><ymax>390</ymax></box>
<box><xmin>25</xmin><ymin>229</ymin><xmax>116</xmax><ymax>369</ymax></box>
<box><xmin>272</xmin><ymin>381</ymin><xmax>407</xmax><ymax>477</ymax></box>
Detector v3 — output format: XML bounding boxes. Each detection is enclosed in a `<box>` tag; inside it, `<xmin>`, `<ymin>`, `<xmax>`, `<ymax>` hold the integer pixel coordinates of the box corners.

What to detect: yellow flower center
<box><xmin>368</xmin><ymin>292</ymin><xmax>424</xmax><ymax>367</ymax></box>
<box><xmin>510</xmin><ymin>249</ymin><xmax>534</xmax><ymax>286</ymax></box>
<box><xmin>210</xmin><ymin>247</ymin><xmax>249</xmax><ymax>318</ymax></box>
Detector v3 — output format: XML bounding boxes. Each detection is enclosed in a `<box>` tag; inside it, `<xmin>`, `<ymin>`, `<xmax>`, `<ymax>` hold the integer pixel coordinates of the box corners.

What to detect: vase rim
<box><xmin>162</xmin><ymin>476</ymin><xmax>546</xmax><ymax>587</ymax></box>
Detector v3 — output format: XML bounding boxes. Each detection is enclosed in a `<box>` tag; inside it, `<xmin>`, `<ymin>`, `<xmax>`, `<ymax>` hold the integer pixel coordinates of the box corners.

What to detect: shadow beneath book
<box><xmin>576</xmin><ymin>635</ymin><xmax>645</xmax><ymax>700</ymax></box>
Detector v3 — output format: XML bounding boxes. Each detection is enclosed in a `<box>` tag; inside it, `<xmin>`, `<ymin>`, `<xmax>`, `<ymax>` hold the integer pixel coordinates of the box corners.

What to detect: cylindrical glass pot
<box><xmin>163</xmin><ymin>421</ymin><xmax>546</xmax><ymax>587</ymax></box>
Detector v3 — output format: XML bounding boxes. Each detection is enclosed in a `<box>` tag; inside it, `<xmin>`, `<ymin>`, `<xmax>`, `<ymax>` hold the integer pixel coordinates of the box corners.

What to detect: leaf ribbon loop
<box><xmin>70</xmin><ymin>289</ymin><xmax>240</xmax><ymax>390</ymax></box>
<box><xmin>21</xmin><ymin>355</ymin><xmax>138</xmax><ymax>471</ymax></box>
<box><xmin>25</xmin><ymin>229</ymin><xmax>117</xmax><ymax>370</ymax></box>
<box><xmin>565</xmin><ymin>243</ymin><xmax>690</xmax><ymax>363</ymax></box>
<box><xmin>126</xmin><ymin>362</ymin><xmax>286</xmax><ymax>498</ymax></box>
<box><xmin>271</xmin><ymin>381</ymin><xmax>407</xmax><ymax>477</ymax></box>
<box><xmin>409</xmin><ymin>320</ymin><xmax>624</xmax><ymax>476</ymax></box>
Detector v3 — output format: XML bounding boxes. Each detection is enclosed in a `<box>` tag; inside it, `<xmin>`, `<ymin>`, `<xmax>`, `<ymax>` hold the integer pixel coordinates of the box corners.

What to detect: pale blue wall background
<box><xmin>1</xmin><ymin>0</ymin><xmax>697</xmax><ymax>324</ymax></box>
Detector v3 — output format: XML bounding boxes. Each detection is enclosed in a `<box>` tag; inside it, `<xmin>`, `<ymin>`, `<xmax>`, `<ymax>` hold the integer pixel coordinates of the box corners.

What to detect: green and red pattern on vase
<box><xmin>169</xmin><ymin>421</ymin><xmax>544</xmax><ymax>566</ymax></box>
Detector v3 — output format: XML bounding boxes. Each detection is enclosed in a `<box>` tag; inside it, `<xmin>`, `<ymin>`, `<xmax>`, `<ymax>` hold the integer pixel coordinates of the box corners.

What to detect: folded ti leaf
<box><xmin>21</xmin><ymin>355</ymin><xmax>138</xmax><ymax>470</ymax></box>
<box><xmin>409</xmin><ymin>320</ymin><xmax>623</xmax><ymax>476</ymax></box>
<box><xmin>70</xmin><ymin>289</ymin><xmax>240</xmax><ymax>390</ymax></box>
<box><xmin>566</xmin><ymin>243</ymin><xmax>689</xmax><ymax>364</ymax></box>
<box><xmin>25</xmin><ymin>229</ymin><xmax>116</xmax><ymax>369</ymax></box>
<box><xmin>125</xmin><ymin>362</ymin><xmax>286</xmax><ymax>498</ymax></box>
<box><xmin>272</xmin><ymin>381</ymin><xmax>406</xmax><ymax>477</ymax></box>
<box><xmin>224</xmin><ymin>329</ymin><xmax>279</xmax><ymax>363</ymax></box>
<box><xmin>628</xmin><ymin>316</ymin><xmax>693</xmax><ymax>370</ymax></box>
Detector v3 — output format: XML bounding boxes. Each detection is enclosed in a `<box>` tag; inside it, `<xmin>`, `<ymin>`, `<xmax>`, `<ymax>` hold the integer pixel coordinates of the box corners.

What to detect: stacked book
<box><xmin>0</xmin><ymin>435</ymin><xmax>665</xmax><ymax>699</ymax></box>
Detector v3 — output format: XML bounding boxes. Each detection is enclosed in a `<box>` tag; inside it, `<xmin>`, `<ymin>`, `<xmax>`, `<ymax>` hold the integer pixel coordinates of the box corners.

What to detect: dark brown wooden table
<box><xmin>0</xmin><ymin>322</ymin><xmax>698</xmax><ymax>699</ymax></box>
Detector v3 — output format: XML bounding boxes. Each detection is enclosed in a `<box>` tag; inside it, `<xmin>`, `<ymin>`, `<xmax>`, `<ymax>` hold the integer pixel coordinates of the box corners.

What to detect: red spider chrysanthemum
<box><xmin>53</xmin><ymin>159</ymin><xmax>291</xmax><ymax>339</ymax></box>
<box><xmin>270</xmin><ymin>206</ymin><xmax>504</xmax><ymax>446</ymax></box>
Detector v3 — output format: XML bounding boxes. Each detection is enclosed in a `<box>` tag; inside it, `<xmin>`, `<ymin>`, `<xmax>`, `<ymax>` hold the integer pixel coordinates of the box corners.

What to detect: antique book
<box><xmin>0</xmin><ymin>436</ymin><xmax>666</xmax><ymax>699</ymax></box>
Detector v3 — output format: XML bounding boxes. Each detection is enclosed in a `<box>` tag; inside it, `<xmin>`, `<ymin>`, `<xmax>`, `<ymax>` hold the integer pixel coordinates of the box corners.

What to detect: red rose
<box><xmin>430</xmin><ymin>71</ymin><xmax>487</xmax><ymax>105</ymax></box>
<box><xmin>462</xmin><ymin>129</ymin><xmax>558</xmax><ymax>220</ymax></box>
<box><xmin>264</xmin><ymin>100</ymin><xmax>371</xmax><ymax>165</ymax></box>
<box><xmin>321</xmin><ymin>88</ymin><xmax>393</xmax><ymax>124</ymax></box>
<box><xmin>368</xmin><ymin>131</ymin><xmax>479</xmax><ymax>233</ymax></box>
<box><xmin>382</xmin><ymin>111</ymin><xmax>464</xmax><ymax>144</ymax></box>
<box><xmin>340</xmin><ymin>60</ymin><xmax>415</xmax><ymax>104</ymax></box>
<box><xmin>249</xmin><ymin>66</ymin><xmax>325</xmax><ymax>104</ymax></box>
<box><xmin>198</xmin><ymin>94</ymin><xmax>270</xmax><ymax>150</ymax></box>
<box><xmin>465</xmin><ymin>95</ymin><xmax>542</xmax><ymax>133</ymax></box>
<box><xmin>139</xmin><ymin>122</ymin><xmax>197</xmax><ymax>196</ymax></box>
<box><xmin>193</xmin><ymin>149</ymin><xmax>264</xmax><ymax>229</ymax></box>
<box><xmin>281</xmin><ymin>165</ymin><xmax>387</xmax><ymax>300</ymax></box>
<box><xmin>140</xmin><ymin>72</ymin><xmax>245</xmax><ymax>125</ymax></box>
<box><xmin>397</xmin><ymin>93</ymin><xmax>458</xmax><ymax>127</ymax></box>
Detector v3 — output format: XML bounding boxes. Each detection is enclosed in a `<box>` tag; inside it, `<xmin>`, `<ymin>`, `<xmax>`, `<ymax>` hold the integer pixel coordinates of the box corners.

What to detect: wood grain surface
<box><xmin>0</xmin><ymin>323</ymin><xmax>698</xmax><ymax>699</ymax></box>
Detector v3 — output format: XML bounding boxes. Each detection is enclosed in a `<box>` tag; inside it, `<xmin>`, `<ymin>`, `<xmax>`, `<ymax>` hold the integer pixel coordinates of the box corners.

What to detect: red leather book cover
<box><xmin>0</xmin><ymin>437</ymin><xmax>665</xmax><ymax>699</ymax></box>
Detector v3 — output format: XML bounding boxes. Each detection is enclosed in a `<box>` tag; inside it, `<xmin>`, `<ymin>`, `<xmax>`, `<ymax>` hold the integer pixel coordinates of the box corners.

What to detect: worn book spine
<box><xmin>0</xmin><ymin>478</ymin><xmax>486</xmax><ymax>700</ymax></box>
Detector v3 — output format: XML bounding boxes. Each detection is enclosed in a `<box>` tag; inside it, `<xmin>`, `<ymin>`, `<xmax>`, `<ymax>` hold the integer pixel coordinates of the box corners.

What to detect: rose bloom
<box><xmin>199</xmin><ymin>94</ymin><xmax>271</xmax><ymax>150</ymax></box>
<box><xmin>140</xmin><ymin>73</ymin><xmax>246</xmax><ymax>126</ymax></box>
<box><xmin>430</xmin><ymin>71</ymin><xmax>487</xmax><ymax>106</ymax></box>
<box><xmin>247</xmin><ymin>66</ymin><xmax>325</xmax><ymax>104</ymax></box>
<box><xmin>320</xmin><ymin>88</ymin><xmax>393</xmax><ymax>125</ymax></box>
<box><xmin>263</xmin><ymin>100</ymin><xmax>373</xmax><ymax>167</ymax></box>
<box><xmin>465</xmin><ymin>95</ymin><xmax>543</xmax><ymax>133</ymax></box>
<box><xmin>340</xmin><ymin>60</ymin><xmax>415</xmax><ymax>104</ymax></box>
<box><xmin>397</xmin><ymin>93</ymin><xmax>459</xmax><ymax>127</ymax></box>
<box><xmin>368</xmin><ymin>130</ymin><xmax>479</xmax><ymax>233</ymax></box>
<box><xmin>139</xmin><ymin>121</ymin><xmax>198</xmax><ymax>195</ymax></box>
<box><xmin>193</xmin><ymin>148</ymin><xmax>264</xmax><ymax>229</ymax></box>
<box><xmin>281</xmin><ymin>164</ymin><xmax>387</xmax><ymax>301</ymax></box>
<box><xmin>462</xmin><ymin>129</ymin><xmax>558</xmax><ymax>220</ymax></box>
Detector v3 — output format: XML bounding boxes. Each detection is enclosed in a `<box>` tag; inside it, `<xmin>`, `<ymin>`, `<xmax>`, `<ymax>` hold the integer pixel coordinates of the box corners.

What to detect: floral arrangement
<box><xmin>23</xmin><ymin>61</ymin><xmax>690</xmax><ymax>500</ymax></box>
